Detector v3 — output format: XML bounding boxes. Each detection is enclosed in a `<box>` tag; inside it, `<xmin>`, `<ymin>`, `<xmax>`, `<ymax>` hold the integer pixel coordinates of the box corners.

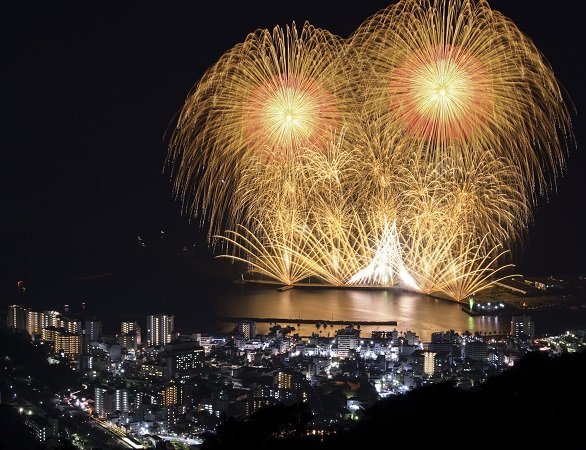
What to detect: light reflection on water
<box><xmin>216</xmin><ymin>286</ymin><xmax>509</xmax><ymax>341</ymax></box>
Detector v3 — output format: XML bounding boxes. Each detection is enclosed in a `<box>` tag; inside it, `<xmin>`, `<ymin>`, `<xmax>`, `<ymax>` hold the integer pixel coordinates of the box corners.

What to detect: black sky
<box><xmin>2</xmin><ymin>1</ymin><xmax>585</xmax><ymax>311</ymax></box>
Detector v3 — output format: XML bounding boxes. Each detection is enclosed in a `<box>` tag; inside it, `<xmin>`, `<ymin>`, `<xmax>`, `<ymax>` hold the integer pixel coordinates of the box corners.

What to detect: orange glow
<box><xmin>389</xmin><ymin>45</ymin><xmax>492</xmax><ymax>144</ymax></box>
<box><xmin>242</xmin><ymin>74</ymin><xmax>340</xmax><ymax>160</ymax></box>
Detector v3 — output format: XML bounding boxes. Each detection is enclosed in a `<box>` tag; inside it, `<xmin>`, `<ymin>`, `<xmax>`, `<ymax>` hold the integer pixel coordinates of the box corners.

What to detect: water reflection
<box><xmin>216</xmin><ymin>286</ymin><xmax>510</xmax><ymax>341</ymax></box>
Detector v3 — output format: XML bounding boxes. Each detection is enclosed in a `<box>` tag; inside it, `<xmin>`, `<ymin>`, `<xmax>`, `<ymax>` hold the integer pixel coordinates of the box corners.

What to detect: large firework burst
<box><xmin>351</xmin><ymin>0</ymin><xmax>571</xmax><ymax>193</ymax></box>
<box><xmin>168</xmin><ymin>1</ymin><xmax>572</xmax><ymax>301</ymax></box>
<box><xmin>169</xmin><ymin>22</ymin><xmax>358</xmax><ymax>240</ymax></box>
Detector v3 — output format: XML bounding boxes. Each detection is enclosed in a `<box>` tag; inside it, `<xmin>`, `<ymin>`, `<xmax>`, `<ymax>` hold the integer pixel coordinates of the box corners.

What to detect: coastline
<box><xmin>233</xmin><ymin>278</ymin><xmax>465</xmax><ymax>304</ymax></box>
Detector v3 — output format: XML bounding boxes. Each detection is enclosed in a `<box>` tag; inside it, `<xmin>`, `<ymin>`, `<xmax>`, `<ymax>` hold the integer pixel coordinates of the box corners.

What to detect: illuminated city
<box><xmin>2</xmin><ymin>0</ymin><xmax>584</xmax><ymax>449</ymax></box>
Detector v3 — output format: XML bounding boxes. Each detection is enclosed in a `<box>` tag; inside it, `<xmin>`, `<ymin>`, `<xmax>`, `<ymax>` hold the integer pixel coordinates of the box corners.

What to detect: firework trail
<box><xmin>169</xmin><ymin>1</ymin><xmax>572</xmax><ymax>301</ymax></box>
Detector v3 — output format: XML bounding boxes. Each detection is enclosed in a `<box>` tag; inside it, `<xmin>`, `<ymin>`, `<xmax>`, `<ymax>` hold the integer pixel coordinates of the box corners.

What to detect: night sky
<box><xmin>2</xmin><ymin>1</ymin><xmax>584</xmax><ymax>316</ymax></box>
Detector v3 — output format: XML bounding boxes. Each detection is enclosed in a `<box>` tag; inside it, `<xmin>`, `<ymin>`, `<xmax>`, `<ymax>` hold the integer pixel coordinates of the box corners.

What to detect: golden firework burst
<box><xmin>388</xmin><ymin>44</ymin><xmax>493</xmax><ymax>144</ymax></box>
<box><xmin>168</xmin><ymin>1</ymin><xmax>572</xmax><ymax>301</ymax></box>
<box><xmin>169</xmin><ymin>22</ymin><xmax>358</xmax><ymax>238</ymax></box>
<box><xmin>351</xmin><ymin>0</ymin><xmax>571</xmax><ymax>190</ymax></box>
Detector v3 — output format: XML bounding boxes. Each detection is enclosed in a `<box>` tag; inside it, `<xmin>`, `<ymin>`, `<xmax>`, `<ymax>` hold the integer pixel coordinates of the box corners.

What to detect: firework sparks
<box><xmin>352</xmin><ymin>0</ymin><xmax>571</xmax><ymax>190</ymax></box>
<box><xmin>169</xmin><ymin>1</ymin><xmax>572</xmax><ymax>301</ymax></box>
<box><xmin>169</xmin><ymin>22</ymin><xmax>357</xmax><ymax>239</ymax></box>
<box><xmin>348</xmin><ymin>219</ymin><xmax>413</xmax><ymax>288</ymax></box>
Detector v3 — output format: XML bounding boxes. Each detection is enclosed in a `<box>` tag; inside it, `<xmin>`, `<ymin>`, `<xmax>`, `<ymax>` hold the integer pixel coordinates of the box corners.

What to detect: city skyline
<box><xmin>3</xmin><ymin>293</ymin><xmax>585</xmax><ymax>448</ymax></box>
<box><xmin>1</xmin><ymin>2</ymin><xmax>584</xmax><ymax>448</ymax></box>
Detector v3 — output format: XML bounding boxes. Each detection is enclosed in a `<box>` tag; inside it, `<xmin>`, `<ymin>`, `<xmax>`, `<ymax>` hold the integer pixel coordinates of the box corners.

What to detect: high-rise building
<box><xmin>275</xmin><ymin>371</ymin><xmax>293</xmax><ymax>389</ymax></box>
<box><xmin>24</xmin><ymin>415</ymin><xmax>56</xmax><ymax>443</ymax></box>
<box><xmin>140</xmin><ymin>362</ymin><xmax>165</xmax><ymax>378</ymax></box>
<box><xmin>42</xmin><ymin>327</ymin><xmax>81</xmax><ymax>357</ymax></box>
<box><xmin>121</xmin><ymin>321</ymin><xmax>132</xmax><ymax>334</ymax></box>
<box><xmin>121</xmin><ymin>321</ymin><xmax>141</xmax><ymax>338</ymax></box>
<box><xmin>43</xmin><ymin>311</ymin><xmax>60</xmax><ymax>329</ymax></box>
<box><xmin>431</xmin><ymin>330</ymin><xmax>459</xmax><ymax>344</ymax></box>
<box><xmin>337</xmin><ymin>327</ymin><xmax>359</xmax><ymax>358</ymax></box>
<box><xmin>147</xmin><ymin>314</ymin><xmax>174</xmax><ymax>347</ymax></box>
<box><xmin>7</xmin><ymin>305</ymin><xmax>27</xmax><ymax>330</ymax></box>
<box><xmin>161</xmin><ymin>382</ymin><xmax>179</xmax><ymax>406</ymax></box>
<box><xmin>120</xmin><ymin>332</ymin><xmax>140</xmax><ymax>352</ymax></box>
<box><xmin>195</xmin><ymin>333</ymin><xmax>212</xmax><ymax>354</ymax></box>
<box><xmin>59</xmin><ymin>316</ymin><xmax>81</xmax><ymax>334</ymax></box>
<box><xmin>423</xmin><ymin>351</ymin><xmax>436</xmax><ymax>376</ymax></box>
<box><xmin>404</xmin><ymin>330</ymin><xmax>420</xmax><ymax>346</ymax></box>
<box><xmin>41</xmin><ymin>327</ymin><xmax>60</xmax><ymax>346</ymax></box>
<box><xmin>464</xmin><ymin>340</ymin><xmax>488</xmax><ymax>361</ymax></box>
<box><xmin>82</xmin><ymin>320</ymin><xmax>101</xmax><ymax>354</ymax></box>
<box><xmin>84</xmin><ymin>320</ymin><xmax>102</xmax><ymax>341</ymax></box>
<box><xmin>26</xmin><ymin>310</ymin><xmax>45</xmax><ymax>337</ymax></box>
<box><xmin>56</xmin><ymin>332</ymin><xmax>82</xmax><ymax>357</ymax></box>
<box><xmin>120</xmin><ymin>321</ymin><xmax>142</xmax><ymax>350</ymax></box>
<box><xmin>237</xmin><ymin>320</ymin><xmax>256</xmax><ymax>340</ymax></box>
<box><xmin>163</xmin><ymin>342</ymin><xmax>204</xmax><ymax>378</ymax></box>
<box><xmin>94</xmin><ymin>388</ymin><xmax>128</xmax><ymax>417</ymax></box>
<box><xmin>115</xmin><ymin>389</ymin><xmax>129</xmax><ymax>413</ymax></box>
<box><xmin>166</xmin><ymin>406</ymin><xmax>179</xmax><ymax>429</ymax></box>
<box><xmin>94</xmin><ymin>387</ymin><xmax>107</xmax><ymax>417</ymax></box>
<box><xmin>511</xmin><ymin>315</ymin><xmax>535</xmax><ymax>340</ymax></box>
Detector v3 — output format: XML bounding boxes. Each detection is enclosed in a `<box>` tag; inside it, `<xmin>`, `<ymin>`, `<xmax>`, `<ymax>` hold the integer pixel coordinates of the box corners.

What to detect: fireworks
<box><xmin>169</xmin><ymin>1</ymin><xmax>572</xmax><ymax>301</ymax></box>
<box><xmin>169</xmin><ymin>22</ymin><xmax>358</xmax><ymax>239</ymax></box>
<box><xmin>352</xmin><ymin>0</ymin><xmax>571</xmax><ymax>191</ymax></box>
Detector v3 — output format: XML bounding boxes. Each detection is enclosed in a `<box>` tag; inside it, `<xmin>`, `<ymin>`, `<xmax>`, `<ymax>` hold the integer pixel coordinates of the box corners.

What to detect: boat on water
<box><xmin>462</xmin><ymin>300</ymin><xmax>507</xmax><ymax>316</ymax></box>
<box><xmin>461</xmin><ymin>306</ymin><xmax>502</xmax><ymax>317</ymax></box>
<box><xmin>277</xmin><ymin>285</ymin><xmax>294</xmax><ymax>291</ymax></box>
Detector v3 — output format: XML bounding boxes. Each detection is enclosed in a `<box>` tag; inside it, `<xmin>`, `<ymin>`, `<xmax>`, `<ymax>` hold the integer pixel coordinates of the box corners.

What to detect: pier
<box><xmin>219</xmin><ymin>317</ymin><xmax>397</xmax><ymax>327</ymax></box>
